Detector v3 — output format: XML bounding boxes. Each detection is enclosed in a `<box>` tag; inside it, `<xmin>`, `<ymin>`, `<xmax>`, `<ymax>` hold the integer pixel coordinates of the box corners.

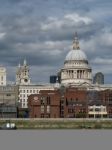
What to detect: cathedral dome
<box><xmin>65</xmin><ymin>49</ymin><xmax>87</xmax><ymax>61</ymax></box>
<box><xmin>65</xmin><ymin>32</ymin><xmax>87</xmax><ymax>61</ymax></box>
<box><xmin>61</xmin><ymin>32</ymin><xmax>92</xmax><ymax>85</ymax></box>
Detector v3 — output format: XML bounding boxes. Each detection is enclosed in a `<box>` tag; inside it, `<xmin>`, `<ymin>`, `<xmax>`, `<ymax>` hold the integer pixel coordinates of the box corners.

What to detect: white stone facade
<box><xmin>19</xmin><ymin>84</ymin><xmax>55</xmax><ymax>108</ymax></box>
<box><xmin>61</xmin><ymin>60</ymin><xmax>92</xmax><ymax>85</ymax></box>
<box><xmin>0</xmin><ymin>66</ymin><xmax>6</xmax><ymax>85</ymax></box>
<box><xmin>88</xmin><ymin>105</ymin><xmax>107</xmax><ymax>118</ymax></box>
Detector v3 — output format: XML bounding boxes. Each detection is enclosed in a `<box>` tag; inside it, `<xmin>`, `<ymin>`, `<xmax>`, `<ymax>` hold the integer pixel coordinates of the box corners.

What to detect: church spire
<box><xmin>73</xmin><ymin>32</ymin><xmax>80</xmax><ymax>50</ymax></box>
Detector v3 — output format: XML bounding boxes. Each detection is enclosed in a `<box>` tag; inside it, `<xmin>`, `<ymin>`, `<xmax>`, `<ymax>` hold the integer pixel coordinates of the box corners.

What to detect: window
<box><xmin>23</xmin><ymin>103</ymin><xmax>25</xmax><ymax>107</ymax></box>
<box><xmin>66</xmin><ymin>98</ymin><xmax>68</xmax><ymax>106</ymax></box>
<box><xmin>41</xmin><ymin>100</ymin><xmax>44</xmax><ymax>105</ymax></box>
<box><xmin>46</xmin><ymin>114</ymin><xmax>50</xmax><ymax>118</ymax></box>
<box><xmin>41</xmin><ymin>106</ymin><xmax>44</xmax><ymax>113</ymax></box>
<box><xmin>68</xmin><ymin>108</ymin><xmax>74</xmax><ymax>113</ymax></box>
<box><xmin>109</xmin><ymin>98</ymin><xmax>112</xmax><ymax>102</ymax></box>
<box><xmin>1</xmin><ymin>76</ymin><xmax>3</xmax><ymax>81</ymax></box>
<box><xmin>60</xmin><ymin>111</ymin><xmax>64</xmax><ymax>117</ymax></box>
<box><xmin>61</xmin><ymin>106</ymin><xmax>64</xmax><ymax>109</ymax></box>
<box><xmin>47</xmin><ymin>96</ymin><xmax>51</xmax><ymax>105</ymax></box>
<box><xmin>6</xmin><ymin>93</ymin><xmax>11</xmax><ymax>96</ymax></box>
<box><xmin>47</xmin><ymin>106</ymin><xmax>50</xmax><ymax>113</ymax></box>
<box><xmin>76</xmin><ymin>98</ymin><xmax>78</xmax><ymax>101</ymax></box>
<box><xmin>89</xmin><ymin>108</ymin><xmax>93</xmax><ymax>111</ymax></box>
<box><xmin>41</xmin><ymin>114</ymin><xmax>44</xmax><ymax>118</ymax></box>
<box><xmin>41</xmin><ymin>97</ymin><xmax>45</xmax><ymax>105</ymax></box>
<box><xmin>95</xmin><ymin>108</ymin><xmax>100</xmax><ymax>112</ymax></box>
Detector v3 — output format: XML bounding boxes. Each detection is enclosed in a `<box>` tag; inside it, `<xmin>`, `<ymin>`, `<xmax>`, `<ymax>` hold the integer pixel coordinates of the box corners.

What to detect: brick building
<box><xmin>59</xmin><ymin>87</ymin><xmax>88</xmax><ymax>118</ymax></box>
<box><xmin>28</xmin><ymin>90</ymin><xmax>60</xmax><ymax>118</ymax></box>
<box><xmin>28</xmin><ymin>87</ymin><xmax>88</xmax><ymax>118</ymax></box>
<box><xmin>100</xmin><ymin>89</ymin><xmax>112</xmax><ymax>118</ymax></box>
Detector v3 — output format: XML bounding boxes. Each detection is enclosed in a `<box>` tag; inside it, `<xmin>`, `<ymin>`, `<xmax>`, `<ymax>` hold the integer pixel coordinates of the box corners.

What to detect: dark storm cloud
<box><xmin>0</xmin><ymin>0</ymin><xmax>112</xmax><ymax>83</ymax></box>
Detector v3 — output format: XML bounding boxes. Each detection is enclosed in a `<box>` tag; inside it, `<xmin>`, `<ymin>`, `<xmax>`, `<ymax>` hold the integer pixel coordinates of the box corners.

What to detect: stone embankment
<box><xmin>0</xmin><ymin>118</ymin><xmax>112</xmax><ymax>129</ymax></box>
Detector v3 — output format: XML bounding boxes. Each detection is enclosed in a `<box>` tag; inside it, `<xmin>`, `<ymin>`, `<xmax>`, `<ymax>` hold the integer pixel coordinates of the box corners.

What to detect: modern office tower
<box><xmin>93</xmin><ymin>72</ymin><xmax>104</xmax><ymax>84</ymax></box>
<box><xmin>50</xmin><ymin>75</ymin><xmax>57</xmax><ymax>83</ymax></box>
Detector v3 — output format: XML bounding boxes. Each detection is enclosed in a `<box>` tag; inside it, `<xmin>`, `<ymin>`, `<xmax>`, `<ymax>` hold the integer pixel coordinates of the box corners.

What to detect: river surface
<box><xmin>0</xmin><ymin>130</ymin><xmax>112</xmax><ymax>150</ymax></box>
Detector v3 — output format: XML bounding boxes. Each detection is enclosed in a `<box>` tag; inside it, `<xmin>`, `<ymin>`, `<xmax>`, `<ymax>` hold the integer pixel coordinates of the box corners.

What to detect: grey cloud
<box><xmin>0</xmin><ymin>0</ymin><xmax>111</xmax><ymax>83</ymax></box>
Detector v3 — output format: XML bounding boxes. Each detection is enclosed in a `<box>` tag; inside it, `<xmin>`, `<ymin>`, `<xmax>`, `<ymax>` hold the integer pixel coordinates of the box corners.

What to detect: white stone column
<box><xmin>90</xmin><ymin>71</ymin><xmax>92</xmax><ymax>79</ymax></box>
<box><xmin>83</xmin><ymin>70</ymin><xmax>85</xmax><ymax>79</ymax></box>
<box><xmin>89</xmin><ymin>71</ymin><xmax>90</xmax><ymax>79</ymax></box>
<box><xmin>66</xmin><ymin>71</ymin><xmax>67</xmax><ymax>79</ymax></box>
<box><xmin>77</xmin><ymin>70</ymin><xmax>79</xmax><ymax>79</ymax></box>
<box><xmin>79</xmin><ymin>70</ymin><xmax>80</xmax><ymax>78</ymax></box>
<box><xmin>80</xmin><ymin>70</ymin><xmax>82</xmax><ymax>78</ymax></box>
<box><xmin>80</xmin><ymin>70</ymin><xmax>81</xmax><ymax>79</ymax></box>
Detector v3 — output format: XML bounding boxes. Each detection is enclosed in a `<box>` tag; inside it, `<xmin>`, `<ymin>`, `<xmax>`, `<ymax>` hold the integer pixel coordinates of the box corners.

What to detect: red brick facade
<box><xmin>28</xmin><ymin>90</ymin><xmax>60</xmax><ymax>118</ymax></box>
<box><xmin>100</xmin><ymin>89</ymin><xmax>112</xmax><ymax>118</ymax></box>
<box><xmin>28</xmin><ymin>87</ymin><xmax>112</xmax><ymax>118</ymax></box>
<box><xmin>28</xmin><ymin>87</ymin><xmax>88</xmax><ymax>118</ymax></box>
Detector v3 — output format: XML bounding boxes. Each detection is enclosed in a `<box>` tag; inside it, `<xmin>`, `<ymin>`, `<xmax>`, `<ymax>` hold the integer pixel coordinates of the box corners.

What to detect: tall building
<box><xmin>0</xmin><ymin>85</ymin><xmax>19</xmax><ymax>118</ymax></box>
<box><xmin>93</xmin><ymin>72</ymin><xmax>104</xmax><ymax>84</ymax></box>
<box><xmin>16</xmin><ymin>59</ymin><xmax>31</xmax><ymax>85</ymax></box>
<box><xmin>60</xmin><ymin>32</ymin><xmax>92</xmax><ymax>85</ymax></box>
<box><xmin>0</xmin><ymin>66</ymin><xmax>6</xmax><ymax>85</ymax></box>
<box><xmin>50</xmin><ymin>75</ymin><xmax>57</xmax><ymax>84</ymax></box>
<box><xmin>0</xmin><ymin>85</ymin><xmax>19</xmax><ymax>105</ymax></box>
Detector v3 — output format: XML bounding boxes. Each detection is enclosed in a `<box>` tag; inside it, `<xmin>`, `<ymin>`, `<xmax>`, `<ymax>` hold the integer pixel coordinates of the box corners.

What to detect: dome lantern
<box><xmin>73</xmin><ymin>32</ymin><xmax>80</xmax><ymax>50</ymax></box>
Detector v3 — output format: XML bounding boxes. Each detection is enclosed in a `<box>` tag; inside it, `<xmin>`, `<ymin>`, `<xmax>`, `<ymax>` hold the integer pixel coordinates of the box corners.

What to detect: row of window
<box><xmin>40</xmin><ymin>114</ymin><xmax>50</xmax><ymax>118</ymax></box>
<box><xmin>89</xmin><ymin>108</ymin><xmax>106</xmax><ymax>112</ymax></box>
<box><xmin>0</xmin><ymin>93</ymin><xmax>11</xmax><ymax>97</ymax></box>
<box><xmin>41</xmin><ymin>97</ymin><xmax>51</xmax><ymax>105</ymax></box>
<box><xmin>68</xmin><ymin>108</ymin><xmax>86</xmax><ymax>113</ymax></box>
<box><xmin>19</xmin><ymin>89</ymin><xmax>39</xmax><ymax>93</ymax></box>
<box><xmin>22</xmin><ymin>103</ymin><xmax>27</xmax><ymax>107</ymax></box>
<box><xmin>20</xmin><ymin>99</ymin><xmax>27</xmax><ymax>103</ymax></box>
<box><xmin>41</xmin><ymin>106</ymin><xmax>50</xmax><ymax>113</ymax></box>
<box><xmin>0</xmin><ymin>87</ymin><xmax>14</xmax><ymax>91</ymax></box>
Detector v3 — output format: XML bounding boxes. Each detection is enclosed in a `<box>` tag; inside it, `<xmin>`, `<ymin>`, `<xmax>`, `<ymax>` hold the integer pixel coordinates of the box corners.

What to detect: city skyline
<box><xmin>0</xmin><ymin>0</ymin><xmax>112</xmax><ymax>83</ymax></box>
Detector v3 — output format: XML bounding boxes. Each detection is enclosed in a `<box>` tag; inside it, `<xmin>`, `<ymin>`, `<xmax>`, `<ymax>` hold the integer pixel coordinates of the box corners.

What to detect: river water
<box><xmin>0</xmin><ymin>130</ymin><xmax>112</xmax><ymax>150</ymax></box>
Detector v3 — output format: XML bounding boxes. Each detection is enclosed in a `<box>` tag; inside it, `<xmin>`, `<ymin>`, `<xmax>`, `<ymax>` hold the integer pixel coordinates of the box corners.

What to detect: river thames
<box><xmin>0</xmin><ymin>130</ymin><xmax>112</xmax><ymax>150</ymax></box>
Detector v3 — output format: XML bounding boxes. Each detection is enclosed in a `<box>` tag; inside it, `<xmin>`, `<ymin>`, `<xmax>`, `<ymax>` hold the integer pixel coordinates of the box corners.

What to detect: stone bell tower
<box><xmin>16</xmin><ymin>59</ymin><xmax>31</xmax><ymax>85</ymax></box>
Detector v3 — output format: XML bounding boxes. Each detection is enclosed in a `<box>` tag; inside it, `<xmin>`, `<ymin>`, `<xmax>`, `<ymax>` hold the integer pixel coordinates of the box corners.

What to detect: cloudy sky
<box><xmin>0</xmin><ymin>0</ymin><xmax>112</xmax><ymax>84</ymax></box>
